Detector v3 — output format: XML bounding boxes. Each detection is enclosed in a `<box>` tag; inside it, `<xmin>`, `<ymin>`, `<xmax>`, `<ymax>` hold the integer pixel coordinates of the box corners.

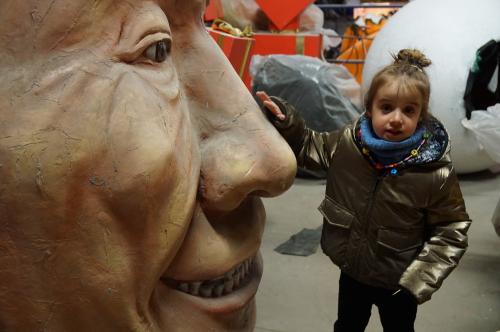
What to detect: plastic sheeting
<box><xmin>251</xmin><ymin>54</ymin><xmax>362</xmax><ymax>132</ymax></box>
<box><xmin>299</xmin><ymin>4</ymin><xmax>324</xmax><ymax>33</ymax></box>
<box><xmin>251</xmin><ymin>54</ymin><xmax>362</xmax><ymax>178</ymax></box>
<box><xmin>461</xmin><ymin>104</ymin><xmax>500</xmax><ymax>163</ymax></box>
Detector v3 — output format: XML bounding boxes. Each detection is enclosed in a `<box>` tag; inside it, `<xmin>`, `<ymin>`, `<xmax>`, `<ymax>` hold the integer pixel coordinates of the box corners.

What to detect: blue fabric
<box><xmin>359</xmin><ymin>116</ymin><xmax>426</xmax><ymax>165</ymax></box>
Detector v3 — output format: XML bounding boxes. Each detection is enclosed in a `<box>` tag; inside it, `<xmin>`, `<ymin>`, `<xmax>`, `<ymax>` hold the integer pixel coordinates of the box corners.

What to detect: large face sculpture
<box><xmin>0</xmin><ymin>1</ymin><xmax>296</xmax><ymax>331</ymax></box>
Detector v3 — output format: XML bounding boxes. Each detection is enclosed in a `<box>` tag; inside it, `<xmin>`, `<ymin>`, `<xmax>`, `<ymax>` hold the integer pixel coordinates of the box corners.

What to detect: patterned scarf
<box><xmin>359</xmin><ymin>116</ymin><xmax>426</xmax><ymax>165</ymax></box>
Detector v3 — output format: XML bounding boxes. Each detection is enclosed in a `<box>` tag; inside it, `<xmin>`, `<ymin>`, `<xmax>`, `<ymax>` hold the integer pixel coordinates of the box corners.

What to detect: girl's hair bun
<box><xmin>393</xmin><ymin>48</ymin><xmax>432</xmax><ymax>69</ymax></box>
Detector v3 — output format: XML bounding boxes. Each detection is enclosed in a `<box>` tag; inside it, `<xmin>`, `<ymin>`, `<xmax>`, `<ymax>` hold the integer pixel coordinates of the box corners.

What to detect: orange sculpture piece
<box><xmin>337</xmin><ymin>18</ymin><xmax>388</xmax><ymax>83</ymax></box>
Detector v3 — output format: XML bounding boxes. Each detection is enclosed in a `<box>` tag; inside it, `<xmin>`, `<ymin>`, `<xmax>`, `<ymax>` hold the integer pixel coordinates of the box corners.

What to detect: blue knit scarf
<box><xmin>359</xmin><ymin>116</ymin><xmax>426</xmax><ymax>165</ymax></box>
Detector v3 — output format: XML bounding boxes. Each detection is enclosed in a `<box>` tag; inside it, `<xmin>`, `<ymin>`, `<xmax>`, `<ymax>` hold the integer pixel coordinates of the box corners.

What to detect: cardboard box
<box><xmin>252</xmin><ymin>32</ymin><xmax>323</xmax><ymax>58</ymax></box>
<box><xmin>207</xmin><ymin>28</ymin><xmax>255</xmax><ymax>88</ymax></box>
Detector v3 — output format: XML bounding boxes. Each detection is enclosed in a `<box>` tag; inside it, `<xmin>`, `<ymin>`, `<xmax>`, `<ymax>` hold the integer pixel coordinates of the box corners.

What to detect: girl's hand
<box><xmin>256</xmin><ymin>91</ymin><xmax>286</xmax><ymax>121</ymax></box>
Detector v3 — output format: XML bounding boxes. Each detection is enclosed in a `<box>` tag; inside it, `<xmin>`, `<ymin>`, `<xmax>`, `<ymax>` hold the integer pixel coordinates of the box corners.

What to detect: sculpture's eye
<box><xmin>144</xmin><ymin>39</ymin><xmax>171</xmax><ymax>63</ymax></box>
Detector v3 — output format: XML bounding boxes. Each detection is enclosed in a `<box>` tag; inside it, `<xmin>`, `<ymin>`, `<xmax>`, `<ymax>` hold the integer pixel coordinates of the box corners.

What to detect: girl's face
<box><xmin>368</xmin><ymin>80</ymin><xmax>423</xmax><ymax>142</ymax></box>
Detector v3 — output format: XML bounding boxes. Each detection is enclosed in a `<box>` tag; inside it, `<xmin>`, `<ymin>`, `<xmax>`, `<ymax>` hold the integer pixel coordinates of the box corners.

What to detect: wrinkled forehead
<box><xmin>0</xmin><ymin>0</ymin><xmax>206</xmax><ymax>21</ymax></box>
<box><xmin>0</xmin><ymin>0</ymin><xmax>205</xmax><ymax>51</ymax></box>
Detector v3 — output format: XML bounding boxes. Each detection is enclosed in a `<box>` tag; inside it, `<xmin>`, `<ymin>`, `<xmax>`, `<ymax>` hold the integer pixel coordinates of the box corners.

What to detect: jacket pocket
<box><xmin>376</xmin><ymin>228</ymin><xmax>423</xmax><ymax>253</ymax></box>
<box><xmin>318</xmin><ymin>196</ymin><xmax>354</xmax><ymax>266</ymax></box>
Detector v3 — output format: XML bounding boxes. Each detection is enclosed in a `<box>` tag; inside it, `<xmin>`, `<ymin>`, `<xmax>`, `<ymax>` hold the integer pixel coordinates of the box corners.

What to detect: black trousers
<box><xmin>333</xmin><ymin>272</ymin><xmax>418</xmax><ymax>332</ymax></box>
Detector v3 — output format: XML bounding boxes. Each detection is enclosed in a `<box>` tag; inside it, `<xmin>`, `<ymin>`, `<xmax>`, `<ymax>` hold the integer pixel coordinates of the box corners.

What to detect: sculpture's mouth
<box><xmin>158</xmin><ymin>200</ymin><xmax>265</xmax><ymax>315</ymax></box>
<box><xmin>159</xmin><ymin>253</ymin><xmax>263</xmax><ymax>315</ymax></box>
<box><xmin>165</xmin><ymin>256</ymin><xmax>256</xmax><ymax>298</ymax></box>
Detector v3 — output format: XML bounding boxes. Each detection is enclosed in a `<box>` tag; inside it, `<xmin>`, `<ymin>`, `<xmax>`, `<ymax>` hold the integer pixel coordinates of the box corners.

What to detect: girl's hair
<box><xmin>364</xmin><ymin>49</ymin><xmax>432</xmax><ymax>122</ymax></box>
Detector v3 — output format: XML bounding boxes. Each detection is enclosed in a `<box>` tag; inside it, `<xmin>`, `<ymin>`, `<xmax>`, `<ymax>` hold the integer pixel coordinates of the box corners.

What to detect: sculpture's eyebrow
<box><xmin>137</xmin><ymin>26</ymin><xmax>170</xmax><ymax>44</ymax></box>
<box><xmin>116</xmin><ymin>2</ymin><xmax>170</xmax><ymax>44</ymax></box>
<box><xmin>165</xmin><ymin>0</ymin><xmax>205</xmax><ymax>12</ymax></box>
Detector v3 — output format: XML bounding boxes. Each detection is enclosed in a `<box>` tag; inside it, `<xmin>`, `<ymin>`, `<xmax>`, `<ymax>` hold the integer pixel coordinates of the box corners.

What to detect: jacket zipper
<box><xmin>363</xmin><ymin>173</ymin><xmax>383</xmax><ymax>231</ymax></box>
<box><xmin>350</xmin><ymin>172</ymin><xmax>382</xmax><ymax>272</ymax></box>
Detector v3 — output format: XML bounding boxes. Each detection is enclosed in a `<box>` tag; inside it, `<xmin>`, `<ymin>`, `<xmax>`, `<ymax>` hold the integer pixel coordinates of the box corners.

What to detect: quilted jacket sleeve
<box><xmin>399</xmin><ymin>164</ymin><xmax>471</xmax><ymax>304</ymax></box>
<box><xmin>269</xmin><ymin>96</ymin><xmax>341</xmax><ymax>173</ymax></box>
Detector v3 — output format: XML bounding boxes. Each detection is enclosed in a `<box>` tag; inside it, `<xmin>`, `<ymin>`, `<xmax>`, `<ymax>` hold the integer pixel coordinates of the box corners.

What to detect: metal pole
<box><xmin>316</xmin><ymin>4</ymin><xmax>405</xmax><ymax>9</ymax></box>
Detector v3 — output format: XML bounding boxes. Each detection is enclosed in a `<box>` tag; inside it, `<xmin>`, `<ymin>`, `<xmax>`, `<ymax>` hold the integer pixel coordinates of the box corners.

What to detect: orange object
<box><xmin>340</xmin><ymin>19</ymin><xmax>384</xmax><ymax>53</ymax></box>
<box><xmin>252</xmin><ymin>32</ymin><xmax>322</xmax><ymax>58</ymax></box>
<box><xmin>338</xmin><ymin>18</ymin><xmax>387</xmax><ymax>83</ymax></box>
<box><xmin>207</xmin><ymin>28</ymin><xmax>255</xmax><ymax>88</ymax></box>
<box><xmin>337</xmin><ymin>36</ymin><xmax>374</xmax><ymax>83</ymax></box>
<box><xmin>204</xmin><ymin>0</ymin><xmax>224</xmax><ymax>21</ymax></box>
<box><xmin>255</xmin><ymin>0</ymin><xmax>315</xmax><ymax>31</ymax></box>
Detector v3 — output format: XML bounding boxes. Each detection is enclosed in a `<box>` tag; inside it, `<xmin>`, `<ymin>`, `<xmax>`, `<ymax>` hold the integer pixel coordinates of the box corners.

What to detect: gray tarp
<box><xmin>252</xmin><ymin>54</ymin><xmax>362</xmax><ymax>178</ymax></box>
<box><xmin>274</xmin><ymin>226</ymin><xmax>322</xmax><ymax>257</ymax></box>
<box><xmin>493</xmin><ymin>197</ymin><xmax>500</xmax><ymax>237</ymax></box>
<box><xmin>252</xmin><ymin>54</ymin><xmax>362</xmax><ymax>132</ymax></box>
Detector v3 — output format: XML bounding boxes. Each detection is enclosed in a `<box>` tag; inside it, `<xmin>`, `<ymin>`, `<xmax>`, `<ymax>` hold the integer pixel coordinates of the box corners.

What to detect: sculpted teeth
<box><xmin>224</xmin><ymin>279</ymin><xmax>234</xmax><ymax>294</ymax></box>
<box><xmin>174</xmin><ymin>256</ymin><xmax>255</xmax><ymax>298</ymax></box>
<box><xmin>189</xmin><ymin>282</ymin><xmax>202</xmax><ymax>296</ymax></box>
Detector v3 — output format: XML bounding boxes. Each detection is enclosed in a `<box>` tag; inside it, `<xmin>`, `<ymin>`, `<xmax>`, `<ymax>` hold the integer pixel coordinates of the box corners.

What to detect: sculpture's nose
<box><xmin>197</xmin><ymin>110</ymin><xmax>297</xmax><ymax>212</ymax></box>
<box><xmin>176</xmin><ymin>30</ymin><xmax>297</xmax><ymax>213</ymax></box>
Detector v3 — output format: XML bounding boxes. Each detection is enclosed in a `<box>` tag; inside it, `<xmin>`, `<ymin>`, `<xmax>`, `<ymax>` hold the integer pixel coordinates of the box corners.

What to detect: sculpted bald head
<box><xmin>0</xmin><ymin>0</ymin><xmax>296</xmax><ymax>331</ymax></box>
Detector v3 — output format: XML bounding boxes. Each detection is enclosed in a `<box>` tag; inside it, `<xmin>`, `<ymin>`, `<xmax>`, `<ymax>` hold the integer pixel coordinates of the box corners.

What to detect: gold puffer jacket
<box><xmin>270</xmin><ymin>97</ymin><xmax>471</xmax><ymax>304</ymax></box>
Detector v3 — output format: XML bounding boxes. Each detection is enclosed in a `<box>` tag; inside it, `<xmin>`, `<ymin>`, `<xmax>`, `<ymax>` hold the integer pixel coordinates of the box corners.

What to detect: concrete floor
<box><xmin>255</xmin><ymin>167</ymin><xmax>500</xmax><ymax>332</ymax></box>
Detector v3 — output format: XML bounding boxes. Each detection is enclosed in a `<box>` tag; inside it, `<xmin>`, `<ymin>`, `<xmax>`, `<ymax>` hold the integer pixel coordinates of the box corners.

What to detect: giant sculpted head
<box><xmin>0</xmin><ymin>1</ymin><xmax>296</xmax><ymax>330</ymax></box>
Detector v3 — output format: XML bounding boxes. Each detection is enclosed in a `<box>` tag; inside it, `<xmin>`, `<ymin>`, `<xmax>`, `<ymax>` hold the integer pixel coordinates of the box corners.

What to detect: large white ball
<box><xmin>363</xmin><ymin>0</ymin><xmax>500</xmax><ymax>173</ymax></box>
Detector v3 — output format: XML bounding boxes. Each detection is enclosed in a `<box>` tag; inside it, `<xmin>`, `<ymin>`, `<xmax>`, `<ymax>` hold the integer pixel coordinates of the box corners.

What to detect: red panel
<box><xmin>255</xmin><ymin>0</ymin><xmax>315</xmax><ymax>31</ymax></box>
<box><xmin>252</xmin><ymin>32</ymin><xmax>322</xmax><ymax>58</ymax></box>
<box><xmin>269</xmin><ymin>18</ymin><xmax>300</xmax><ymax>31</ymax></box>
<box><xmin>207</xmin><ymin>29</ymin><xmax>255</xmax><ymax>89</ymax></box>
<box><xmin>204</xmin><ymin>0</ymin><xmax>223</xmax><ymax>21</ymax></box>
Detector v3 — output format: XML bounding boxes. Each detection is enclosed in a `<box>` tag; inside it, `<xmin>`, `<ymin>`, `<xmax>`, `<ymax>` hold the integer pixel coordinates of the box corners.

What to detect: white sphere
<box><xmin>363</xmin><ymin>0</ymin><xmax>500</xmax><ymax>173</ymax></box>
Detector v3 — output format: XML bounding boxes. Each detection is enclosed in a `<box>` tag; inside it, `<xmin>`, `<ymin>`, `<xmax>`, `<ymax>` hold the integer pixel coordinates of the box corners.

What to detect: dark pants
<box><xmin>333</xmin><ymin>272</ymin><xmax>418</xmax><ymax>332</ymax></box>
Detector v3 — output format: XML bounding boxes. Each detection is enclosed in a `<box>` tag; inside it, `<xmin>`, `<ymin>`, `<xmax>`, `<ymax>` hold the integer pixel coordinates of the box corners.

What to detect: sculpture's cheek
<box><xmin>0</xmin><ymin>56</ymin><xmax>201</xmax><ymax>330</ymax></box>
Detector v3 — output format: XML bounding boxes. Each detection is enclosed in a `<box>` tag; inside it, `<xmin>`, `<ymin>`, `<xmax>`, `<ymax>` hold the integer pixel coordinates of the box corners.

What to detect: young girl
<box><xmin>257</xmin><ymin>49</ymin><xmax>471</xmax><ymax>332</ymax></box>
